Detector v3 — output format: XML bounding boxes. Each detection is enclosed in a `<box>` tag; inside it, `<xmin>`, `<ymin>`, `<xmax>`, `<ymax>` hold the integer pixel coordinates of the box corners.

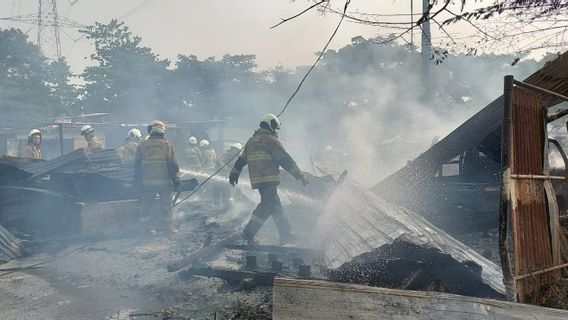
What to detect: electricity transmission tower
<box><xmin>37</xmin><ymin>0</ymin><xmax>62</xmax><ymax>59</ymax></box>
<box><xmin>1</xmin><ymin>0</ymin><xmax>82</xmax><ymax>60</ymax></box>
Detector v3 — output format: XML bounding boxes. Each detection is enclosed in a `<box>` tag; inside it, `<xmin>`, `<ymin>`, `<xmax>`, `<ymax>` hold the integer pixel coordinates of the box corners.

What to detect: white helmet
<box><xmin>260</xmin><ymin>113</ymin><xmax>281</xmax><ymax>132</ymax></box>
<box><xmin>28</xmin><ymin>129</ymin><xmax>41</xmax><ymax>140</ymax></box>
<box><xmin>128</xmin><ymin>128</ymin><xmax>142</xmax><ymax>140</ymax></box>
<box><xmin>80</xmin><ymin>125</ymin><xmax>94</xmax><ymax>136</ymax></box>
<box><xmin>189</xmin><ymin>136</ymin><xmax>198</xmax><ymax>145</ymax></box>
<box><xmin>324</xmin><ymin>145</ymin><xmax>333</xmax><ymax>152</ymax></box>
<box><xmin>199</xmin><ymin>139</ymin><xmax>210</xmax><ymax>147</ymax></box>
<box><xmin>232</xmin><ymin>142</ymin><xmax>242</xmax><ymax>150</ymax></box>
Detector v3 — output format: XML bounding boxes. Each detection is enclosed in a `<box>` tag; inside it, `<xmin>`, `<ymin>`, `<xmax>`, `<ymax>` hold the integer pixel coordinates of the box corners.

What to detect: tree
<box><xmin>0</xmin><ymin>28</ymin><xmax>75</xmax><ymax>126</ymax></box>
<box><xmin>279</xmin><ymin>1</ymin><xmax>568</xmax><ymax>61</ymax></box>
<box><xmin>79</xmin><ymin>20</ymin><xmax>170</xmax><ymax>121</ymax></box>
<box><xmin>170</xmin><ymin>54</ymin><xmax>263</xmax><ymax>118</ymax></box>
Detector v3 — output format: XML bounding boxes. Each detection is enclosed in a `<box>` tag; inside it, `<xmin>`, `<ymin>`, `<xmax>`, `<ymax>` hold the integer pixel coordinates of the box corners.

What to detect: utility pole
<box><xmin>420</xmin><ymin>0</ymin><xmax>433</xmax><ymax>104</ymax></box>
<box><xmin>410</xmin><ymin>0</ymin><xmax>414</xmax><ymax>49</ymax></box>
<box><xmin>420</xmin><ymin>0</ymin><xmax>432</xmax><ymax>57</ymax></box>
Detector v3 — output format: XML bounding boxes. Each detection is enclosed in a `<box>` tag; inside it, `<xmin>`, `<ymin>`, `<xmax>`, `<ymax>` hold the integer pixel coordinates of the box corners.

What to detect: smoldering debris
<box><xmin>0</xmin><ymin>224</ymin><xmax>24</xmax><ymax>263</ymax></box>
<box><xmin>317</xmin><ymin>180</ymin><xmax>505</xmax><ymax>299</ymax></box>
<box><xmin>326</xmin><ymin>238</ymin><xmax>504</xmax><ymax>299</ymax></box>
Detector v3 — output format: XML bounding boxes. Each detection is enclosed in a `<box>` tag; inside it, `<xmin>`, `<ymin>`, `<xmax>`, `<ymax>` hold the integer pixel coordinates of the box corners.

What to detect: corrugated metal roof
<box><xmin>0</xmin><ymin>223</ymin><xmax>23</xmax><ymax>264</ymax></box>
<box><xmin>525</xmin><ymin>52</ymin><xmax>568</xmax><ymax>108</ymax></box>
<box><xmin>373</xmin><ymin>50</ymin><xmax>568</xmax><ymax>199</ymax></box>
<box><xmin>23</xmin><ymin>148</ymin><xmax>133</xmax><ymax>182</ymax></box>
<box><xmin>315</xmin><ymin>182</ymin><xmax>505</xmax><ymax>294</ymax></box>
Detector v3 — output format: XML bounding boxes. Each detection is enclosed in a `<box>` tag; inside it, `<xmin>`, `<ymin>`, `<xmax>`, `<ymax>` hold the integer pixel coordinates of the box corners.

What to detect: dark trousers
<box><xmin>140</xmin><ymin>186</ymin><xmax>172</xmax><ymax>228</ymax></box>
<box><xmin>242</xmin><ymin>185</ymin><xmax>292</xmax><ymax>242</ymax></box>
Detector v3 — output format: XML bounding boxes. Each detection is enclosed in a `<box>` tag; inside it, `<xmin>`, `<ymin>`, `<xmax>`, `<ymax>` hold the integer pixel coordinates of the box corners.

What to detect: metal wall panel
<box><xmin>510</xmin><ymin>87</ymin><xmax>556</xmax><ymax>302</ymax></box>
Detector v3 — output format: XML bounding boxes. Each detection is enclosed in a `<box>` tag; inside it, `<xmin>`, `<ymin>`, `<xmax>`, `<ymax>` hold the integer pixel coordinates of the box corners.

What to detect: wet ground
<box><xmin>0</xmin><ymin>178</ymin><xmax>518</xmax><ymax>319</ymax></box>
<box><xmin>0</xmin><ymin>233</ymin><xmax>274</xmax><ymax>320</ymax></box>
<box><xmin>0</xmin><ymin>196</ymin><xmax>278</xmax><ymax>320</ymax></box>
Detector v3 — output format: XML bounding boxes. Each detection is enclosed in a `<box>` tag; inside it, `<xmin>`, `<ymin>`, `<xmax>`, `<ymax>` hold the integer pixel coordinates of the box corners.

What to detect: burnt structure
<box><xmin>374</xmin><ymin>52</ymin><xmax>568</xmax><ymax>304</ymax></box>
<box><xmin>0</xmin><ymin>148</ymin><xmax>197</xmax><ymax>238</ymax></box>
<box><xmin>373</xmin><ymin>54</ymin><xmax>568</xmax><ymax>235</ymax></box>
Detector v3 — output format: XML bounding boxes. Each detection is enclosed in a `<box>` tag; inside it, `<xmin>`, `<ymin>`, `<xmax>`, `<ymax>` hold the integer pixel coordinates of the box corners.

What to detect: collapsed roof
<box><xmin>373</xmin><ymin>51</ymin><xmax>568</xmax><ymax>202</ymax></box>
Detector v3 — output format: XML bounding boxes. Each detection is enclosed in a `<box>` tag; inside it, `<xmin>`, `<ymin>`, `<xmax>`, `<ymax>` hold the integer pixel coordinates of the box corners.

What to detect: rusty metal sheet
<box><xmin>525</xmin><ymin>51</ymin><xmax>568</xmax><ymax>108</ymax></box>
<box><xmin>510</xmin><ymin>87</ymin><xmax>556</xmax><ymax>302</ymax></box>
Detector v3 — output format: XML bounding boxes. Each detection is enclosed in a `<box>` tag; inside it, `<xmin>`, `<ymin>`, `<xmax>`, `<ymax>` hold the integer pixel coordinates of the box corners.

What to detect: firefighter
<box><xmin>22</xmin><ymin>129</ymin><xmax>42</xmax><ymax>159</ymax></box>
<box><xmin>134</xmin><ymin>120</ymin><xmax>180</xmax><ymax>232</ymax></box>
<box><xmin>199</xmin><ymin>139</ymin><xmax>217</xmax><ymax>172</ymax></box>
<box><xmin>222</xmin><ymin>143</ymin><xmax>242</xmax><ymax>168</ymax></box>
<box><xmin>185</xmin><ymin>136</ymin><xmax>203</xmax><ymax>171</ymax></box>
<box><xmin>80</xmin><ymin>125</ymin><xmax>103</xmax><ymax>150</ymax></box>
<box><xmin>229</xmin><ymin>113</ymin><xmax>308</xmax><ymax>245</ymax></box>
<box><xmin>214</xmin><ymin>142</ymin><xmax>243</xmax><ymax>208</ymax></box>
<box><xmin>117</xmin><ymin>128</ymin><xmax>142</xmax><ymax>162</ymax></box>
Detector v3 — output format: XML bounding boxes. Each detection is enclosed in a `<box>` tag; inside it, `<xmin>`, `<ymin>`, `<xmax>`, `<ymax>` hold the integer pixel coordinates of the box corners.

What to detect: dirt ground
<box><xmin>0</xmin><ymin>198</ymin><xmax>280</xmax><ymax>320</ymax></box>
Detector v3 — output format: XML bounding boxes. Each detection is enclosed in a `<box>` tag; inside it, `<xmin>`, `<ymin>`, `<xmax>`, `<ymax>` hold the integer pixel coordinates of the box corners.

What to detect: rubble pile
<box><xmin>327</xmin><ymin>238</ymin><xmax>504</xmax><ymax>299</ymax></box>
<box><xmin>315</xmin><ymin>182</ymin><xmax>506</xmax><ymax>294</ymax></box>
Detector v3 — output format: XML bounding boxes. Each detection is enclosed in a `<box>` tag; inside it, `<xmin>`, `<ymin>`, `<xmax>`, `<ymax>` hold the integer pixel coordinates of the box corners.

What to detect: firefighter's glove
<box><xmin>229</xmin><ymin>170</ymin><xmax>239</xmax><ymax>187</ymax></box>
<box><xmin>173</xmin><ymin>177</ymin><xmax>181</xmax><ymax>190</ymax></box>
<box><xmin>300</xmin><ymin>174</ymin><xmax>309</xmax><ymax>186</ymax></box>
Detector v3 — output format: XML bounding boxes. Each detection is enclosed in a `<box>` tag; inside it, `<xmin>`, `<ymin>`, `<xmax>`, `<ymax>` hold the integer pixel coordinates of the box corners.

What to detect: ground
<box><xmin>0</xmin><ymin>198</ymin><xmax>278</xmax><ymax>320</ymax></box>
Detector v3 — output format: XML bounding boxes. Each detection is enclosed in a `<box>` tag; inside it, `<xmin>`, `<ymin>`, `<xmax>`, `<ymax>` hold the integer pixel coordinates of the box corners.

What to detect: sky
<box><xmin>0</xmin><ymin>0</ymin><xmax>474</xmax><ymax>73</ymax></box>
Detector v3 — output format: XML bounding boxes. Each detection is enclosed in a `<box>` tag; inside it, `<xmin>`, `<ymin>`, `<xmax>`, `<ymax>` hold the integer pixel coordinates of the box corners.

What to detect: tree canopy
<box><xmin>0</xmin><ymin>28</ymin><xmax>75</xmax><ymax>126</ymax></box>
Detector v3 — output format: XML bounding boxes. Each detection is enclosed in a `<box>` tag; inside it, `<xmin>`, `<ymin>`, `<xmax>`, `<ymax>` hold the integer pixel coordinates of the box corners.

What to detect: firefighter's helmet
<box><xmin>150</xmin><ymin>120</ymin><xmax>166</xmax><ymax>134</ymax></box>
<box><xmin>128</xmin><ymin>128</ymin><xmax>142</xmax><ymax>140</ymax></box>
<box><xmin>260</xmin><ymin>113</ymin><xmax>281</xmax><ymax>132</ymax></box>
<box><xmin>80</xmin><ymin>125</ymin><xmax>94</xmax><ymax>136</ymax></box>
<box><xmin>28</xmin><ymin>129</ymin><xmax>41</xmax><ymax>143</ymax></box>
<box><xmin>199</xmin><ymin>139</ymin><xmax>210</xmax><ymax>147</ymax></box>
<box><xmin>28</xmin><ymin>129</ymin><xmax>41</xmax><ymax>139</ymax></box>
<box><xmin>189</xmin><ymin>136</ymin><xmax>198</xmax><ymax>145</ymax></box>
<box><xmin>232</xmin><ymin>142</ymin><xmax>242</xmax><ymax>150</ymax></box>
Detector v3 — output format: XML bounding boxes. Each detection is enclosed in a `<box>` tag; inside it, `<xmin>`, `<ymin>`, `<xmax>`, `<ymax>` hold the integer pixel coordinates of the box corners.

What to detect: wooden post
<box><xmin>499</xmin><ymin>75</ymin><xmax>516</xmax><ymax>301</ymax></box>
<box><xmin>58</xmin><ymin>123</ymin><xmax>64</xmax><ymax>156</ymax></box>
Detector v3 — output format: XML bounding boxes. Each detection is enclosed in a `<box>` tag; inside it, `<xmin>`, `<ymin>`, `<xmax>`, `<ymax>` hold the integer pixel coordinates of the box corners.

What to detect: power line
<box><xmin>118</xmin><ymin>0</ymin><xmax>155</xmax><ymax>20</ymax></box>
<box><xmin>277</xmin><ymin>0</ymin><xmax>351</xmax><ymax>118</ymax></box>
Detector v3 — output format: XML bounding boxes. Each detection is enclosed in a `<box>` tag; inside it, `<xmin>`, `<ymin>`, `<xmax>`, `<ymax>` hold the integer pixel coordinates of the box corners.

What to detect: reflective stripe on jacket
<box><xmin>184</xmin><ymin>146</ymin><xmax>203</xmax><ymax>169</ymax></box>
<box><xmin>134</xmin><ymin>136</ymin><xmax>180</xmax><ymax>188</ymax></box>
<box><xmin>201</xmin><ymin>148</ymin><xmax>217</xmax><ymax>170</ymax></box>
<box><xmin>232</xmin><ymin>128</ymin><xmax>302</xmax><ymax>189</ymax></box>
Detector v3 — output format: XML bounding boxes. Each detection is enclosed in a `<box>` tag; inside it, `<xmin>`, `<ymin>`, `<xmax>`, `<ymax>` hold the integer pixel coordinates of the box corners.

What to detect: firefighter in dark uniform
<box><xmin>134</xmin><ymin>120</ymin><xmax>180</xmax><ymax>232</ymax></box>
<box><xmin>229</xmin><ymin>113</ymin><xmax>308</xmax><ymax>244</ymax></box>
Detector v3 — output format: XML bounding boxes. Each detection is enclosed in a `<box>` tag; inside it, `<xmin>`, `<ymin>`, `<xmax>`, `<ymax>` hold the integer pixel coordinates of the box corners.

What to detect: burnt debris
<box><xmin>327</xmin><ymin>238</ymin><xmax>504</xmax><ymax>299</ymax></box>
